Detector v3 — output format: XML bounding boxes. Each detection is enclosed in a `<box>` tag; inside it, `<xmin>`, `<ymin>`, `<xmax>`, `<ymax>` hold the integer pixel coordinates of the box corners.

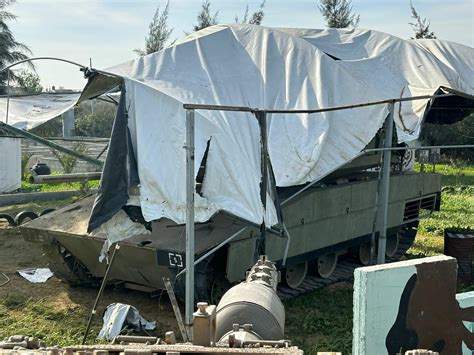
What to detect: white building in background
<box><xmin>0</xmin><ymin>137</ymin><xmax>21</xmax><ymax>193</ymax></box>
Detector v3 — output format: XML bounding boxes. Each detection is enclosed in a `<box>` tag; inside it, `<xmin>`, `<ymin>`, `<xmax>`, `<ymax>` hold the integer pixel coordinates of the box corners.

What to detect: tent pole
<box><xmin>377</xmin><ymin>101</ymin><xmax>395</xmax><ymax>264</ymax></box>
<box><xmin>255</xmin><ymin>110</ymin><xmax>268</xmax><ymax>259</ymax></box>
<box><xmin>5</xmin><ymin>70</ymin><xmax>10</xmax><ymax>125</ymax></box>
<box><xmin>185</xmin><ymin>108</ymin><xmax>195</xmax><ymax>340</ymax></box>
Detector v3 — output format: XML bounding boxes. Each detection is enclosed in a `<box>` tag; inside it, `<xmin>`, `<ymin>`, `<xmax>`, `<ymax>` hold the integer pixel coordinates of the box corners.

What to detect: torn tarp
<box><xmin>0</xmin><ymin>92</ymin><xmax>80</xmax><ymax>130</ymax></box>
<box><xmin>85</xmin><ymin>25</ymin><xmax>474</xmax><ymax>230</ymax></box>
<box><xmin>88</xmin><ymin>84</ymin><xmax>140</xmax><ymax>232</ymax></box>
<box><xmin>97</xmin><ymin>303</ymin><xmax>156</xmax><ymax>340</ymax></box>
<box><xmin>17</xmin><ymin>268</ymin><xmax>54</xmax><ymax>283</ymax></box>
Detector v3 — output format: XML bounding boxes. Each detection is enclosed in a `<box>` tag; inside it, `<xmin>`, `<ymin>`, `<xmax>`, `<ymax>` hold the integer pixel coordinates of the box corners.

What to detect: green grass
<box><xmin>20</xmin><ymin>175</ymin><xmax>100</xmax><ymax>193</ymax></box>
<box><xmin>0</xmin><ymin>294</ymin><xmax>102</xmax><ymax>346</ymax></box>
<box><xmin>418</xmin><ymin>189</ymin><xmax>473</xmax><ymax>236</ymax></box>
<box><xmin>415</xmin><ymin>162</ymin><xmax>474</xmax><ymax>186</ymax></box>
<box><xmin>285</xmin><ymin>285</ymin><xmax>353</xmax><ymax>354</ymax></box>
<box><xmin>407</xmin><ymin>163</ymin><xmax>473</xmax><ymax>258</ymax></box>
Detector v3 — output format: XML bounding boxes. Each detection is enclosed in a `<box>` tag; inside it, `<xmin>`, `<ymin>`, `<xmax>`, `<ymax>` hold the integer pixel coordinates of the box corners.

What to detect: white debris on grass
<box><xmin>17</xmin><ymin>268</ymin><xmax>54</xmax><ymax>283</ymax></box>
<box><xmin>97</xmin><ymin>303</ymin><xmax>156</xmax><ymax>340</ymax></box>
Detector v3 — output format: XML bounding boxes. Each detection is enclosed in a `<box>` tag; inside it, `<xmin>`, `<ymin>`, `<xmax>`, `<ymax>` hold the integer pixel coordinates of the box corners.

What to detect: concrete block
<box><xmin>353</xmin><ymin>255</ymin><xmax>474</xmax><ymax>355</ymax></box>
<box><xmin>456</xmin><ymin>291</ymin><xmax>474</xmax><ymax>355</ymax></box>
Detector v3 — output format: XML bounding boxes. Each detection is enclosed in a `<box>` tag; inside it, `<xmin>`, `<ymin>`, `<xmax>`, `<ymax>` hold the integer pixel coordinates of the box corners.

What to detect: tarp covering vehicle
<box><xmin>80</xmin><ymin>25</ymin><xmax>473</xmax><ymax>234</ymax></box>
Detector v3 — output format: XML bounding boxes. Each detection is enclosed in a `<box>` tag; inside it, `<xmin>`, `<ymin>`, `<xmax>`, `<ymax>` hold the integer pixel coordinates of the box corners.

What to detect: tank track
<box><xmin>39</xmin><ymin>225</ymin><xmax>418</xmax><ymax>302</ymax></box>
<box><xmin>276</xmin><ymin>227</ymin><xmax>417</xmax><ymax>300</ymax></box>
<box><xmin>41</xmin><ymin>244</ymin><xmax>100</xmax><ymax>287</ymax></box>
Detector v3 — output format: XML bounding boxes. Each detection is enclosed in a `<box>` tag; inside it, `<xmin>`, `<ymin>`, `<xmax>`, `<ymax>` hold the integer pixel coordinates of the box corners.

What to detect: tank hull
<box><xmin>20</xmin><ymin>171</ymin><xmax>441</xmax><ymax>297</ymax></box>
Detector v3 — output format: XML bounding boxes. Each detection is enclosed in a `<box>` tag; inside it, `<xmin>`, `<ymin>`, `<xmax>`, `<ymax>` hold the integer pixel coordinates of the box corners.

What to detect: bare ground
<box><xmin>0</xmin><ymin>219</ymin><xmax>180</xmax><ymax>344</ymax></box>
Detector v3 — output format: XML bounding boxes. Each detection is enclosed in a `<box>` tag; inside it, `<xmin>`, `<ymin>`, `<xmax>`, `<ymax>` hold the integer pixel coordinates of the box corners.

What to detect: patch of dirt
<box><xmin>0</xmin><ymin>222</ymin><xmax>180</xmax><ymax>340</ymax></box>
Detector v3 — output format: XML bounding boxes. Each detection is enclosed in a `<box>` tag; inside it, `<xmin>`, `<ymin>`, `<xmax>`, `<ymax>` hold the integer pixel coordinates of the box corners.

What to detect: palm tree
<box><xmin>0</xmin><ymin>0</ymin><xmax>32</xmax><ymax>94</ymax></box>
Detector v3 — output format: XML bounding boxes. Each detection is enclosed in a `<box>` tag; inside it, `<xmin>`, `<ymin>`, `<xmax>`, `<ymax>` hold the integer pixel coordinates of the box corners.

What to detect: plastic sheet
<box><xmin>97</xmin><ymin>303</ymin><xmax>156</xmax><ymax>340</ymax></box>
<box><xmin>89</xmin><ymin>25</ymin><xmax>474</xmax><ymax>227</ymax></box>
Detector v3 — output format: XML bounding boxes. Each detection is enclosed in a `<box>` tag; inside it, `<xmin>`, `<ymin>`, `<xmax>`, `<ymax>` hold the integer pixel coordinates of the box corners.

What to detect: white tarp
<box><xmin>100</xmin><ymin>25</ymin><xmax>473</xmax><ymax>227</ymax></box>
<box><xmin>279</xmin><ymin>27</ymin><xmax>474</xmax><ymax>141</ymax></box>
<box><xmin>0</xmin><ymin>92</ymin><xmax>80</xmax><ymax>130</ymax></box>
<box><xmin>0</xmin><ymin>137</ymin><xmax>21</xmax><ymax>193</ymax></box>
<box><xmin>17</xmin><ymin>268</ymin><xmax>54</xmax><ymax>283</ymax></box>
<box><xmin>91</xmin><ymin>209</ymin><xmax>151</xmax><ymax>262</ymax></box>
<box><xmin>97</xmin><ymin>303</ymin><xmax>156</xmax><ymax>340</ymax></box>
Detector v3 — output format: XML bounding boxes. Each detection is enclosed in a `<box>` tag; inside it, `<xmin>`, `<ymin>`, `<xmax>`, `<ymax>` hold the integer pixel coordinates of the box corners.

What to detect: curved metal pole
<box><xmin>0</xmin><ymin>56</ymin><xmax>86</xmax><ymax>74</ymax></box>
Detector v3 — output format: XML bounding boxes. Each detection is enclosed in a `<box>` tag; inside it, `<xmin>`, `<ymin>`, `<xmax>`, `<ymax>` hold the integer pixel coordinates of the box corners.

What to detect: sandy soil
<box><xmin>0</xmin><ymin>220</ymin><xmax>180</xmax><ymax>340</ymax></box>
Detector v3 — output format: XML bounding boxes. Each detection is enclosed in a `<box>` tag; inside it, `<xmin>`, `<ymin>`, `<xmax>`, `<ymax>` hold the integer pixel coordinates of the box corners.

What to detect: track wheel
<box><xmin>14</xmin><ymin>211</ymin><xmax>38</xmax><ymax>225</ymax></box>
<box><xmin>284</xmin><ymin>261</ymin><xmax>308</xmax><ymax>289</ymax></box>
<box><xmin>316</xmin><ymin>253</ymin><xmax>338</xmax><ymax>278</ymax></box>
<box><xmin>385</xmin><ymin>232</ymin><xmax>400</xmax><ymax>258</ymax></box>
<box><xmin>41</xmin><ymin>244</ymin><xmax>99</xmax><ymax>286</ymax></box>
<box><xmin>358</xmin><ymin>241</ymin><xmax>372</xmax><ymax>266</ymax></box>
<box><xmin>0</xmin><ymin>213</ymin><xmax>15</xmax><ymax>226</ymax></box>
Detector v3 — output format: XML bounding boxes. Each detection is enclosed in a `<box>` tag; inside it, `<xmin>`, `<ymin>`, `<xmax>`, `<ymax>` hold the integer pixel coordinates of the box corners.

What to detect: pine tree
<box><xmin>409</xmin><ymin>1</ymin><xmax>436</xmax><ymax>39</ymax></box>
<box><xmin>0</xmin><ymin>0</ymin><xmax>32</xmax><ymax>94</ymax></box>
<box><xmin>318</xmin><ymin>0</ymin><xmax>360</xmax><ymax>28</ymax></box>
<box><xmin>135</xmin><ymin>1</ymin><xmax>173</xmax><ymax>56</ymax></box>
<box><xmin>235</xmin><ymin>1</ymin><xmax>266</xmax><ymax>25</ymax></box>
<box><xmin>193</xmin><ymin>0</ymin><xmax>219</xmax><ymax>32</ymax></box>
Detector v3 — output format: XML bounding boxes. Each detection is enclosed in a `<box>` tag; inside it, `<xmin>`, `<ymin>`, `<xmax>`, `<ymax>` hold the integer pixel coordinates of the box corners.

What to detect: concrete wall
<box><xmin>456</xmin><ymin>291</ymin><xmax>474</xmax><ymax>355</ymax></box>
<box><xmin>0</xmin><ymin>137</ymin><xmax>21</xmax><ymax>193</ymax></box>
<box><xmin>353</xmin><ymin>255</ymin><xmax>474</xmax><ymax>355</ymax></box>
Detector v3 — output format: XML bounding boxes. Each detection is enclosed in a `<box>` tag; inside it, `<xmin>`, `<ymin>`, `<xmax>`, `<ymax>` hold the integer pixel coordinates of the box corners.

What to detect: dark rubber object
<box><xmin>14</xmin><ymin>210</ymin><xmax>38</xmax><ymax>225</ymax></box>
<box><xmin>31</xmin><ymin>162</ymin><xmax>51</xmax><ymax>175</ymax></box>
<box><xmin>444</xmin><ymin>229</ymin><xmax>474</xmax><ymax>284</ymax></box>
<box><xmin>40</xmin><ymin>208</ymin><xmax>56</xmax><ymax>216</ymax></box>
<box><xmin>0</xmin><ymin>213</ymin><xmax>15</xmax><ymax>226</ymax></box>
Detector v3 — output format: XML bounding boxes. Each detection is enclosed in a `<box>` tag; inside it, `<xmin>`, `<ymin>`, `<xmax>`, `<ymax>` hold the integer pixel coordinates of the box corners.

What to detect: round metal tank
<box><xmin>215</xmin><ymin>281</ymin><xmax>285</xmax><ymax>341</ymax></box>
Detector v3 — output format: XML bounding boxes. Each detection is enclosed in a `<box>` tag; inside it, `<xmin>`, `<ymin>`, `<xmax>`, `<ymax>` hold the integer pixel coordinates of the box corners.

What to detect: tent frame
<box><xmin>3</xmin><ymin>58</ymin><xmax>472</xmax><ymax>340</ymax></box>
<box><xmin>181</xmin><ymin>92</ymin><xmax>474</xmax><ymax>339</ymax></box>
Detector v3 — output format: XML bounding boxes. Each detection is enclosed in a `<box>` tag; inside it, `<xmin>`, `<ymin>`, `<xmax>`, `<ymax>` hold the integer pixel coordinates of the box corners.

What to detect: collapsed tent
<box><xmin>85</xmin><ymin>25</ymin><xmax>474</xmax><ymax>231</ymax></box>
<box><xmin>0</xmin><ymin>92</ymin><xmax>80</xmax><ymax>130</ymax></box>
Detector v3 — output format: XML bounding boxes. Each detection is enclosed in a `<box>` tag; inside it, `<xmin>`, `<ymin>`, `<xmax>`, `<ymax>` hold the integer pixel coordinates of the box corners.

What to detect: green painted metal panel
<box><xmin>282</xmin><ymin>192</ymin><xmax>314</xmax><ymax>228</ymax></box>
<box><xmin>226</xmin><ymin>237</ymin><xmax>256</xmax><ymax>282</ymax></box>
<box><xmin>313</xmin><ymin>185</ymin><xmax>351</xmax><ymax>220</ymax></box>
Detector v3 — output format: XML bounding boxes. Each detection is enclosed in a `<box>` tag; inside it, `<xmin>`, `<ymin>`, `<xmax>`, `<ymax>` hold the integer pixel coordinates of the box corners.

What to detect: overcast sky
<box><xmin>8</xmin><ymin>0</ymin><xmax>474</xmax><ymax>90</ymax></box>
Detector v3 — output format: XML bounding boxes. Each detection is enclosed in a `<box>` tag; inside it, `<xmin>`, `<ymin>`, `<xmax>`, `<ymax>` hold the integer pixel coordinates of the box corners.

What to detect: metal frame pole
<box><xmin>377</xmin><ymin>101</ymin><xmax>395</xmax><ymax>264</ymax></box>
<box><xmin>0</xmin><ymin>122</ymin><xmax>103</xmax><ymax>167</ymax></box>
<box><xmin>82</xmin><ymin>243</ymin><xmax>120</xmax><ymax>344</ymax></box>
<box><xmin>5</xmin><ymin>70</ymin><xmax>10</xmax><ymax>125</ymax></box>
<box><xmin>185</xmin><ymin>108</ymin><xmax>195</xmax><ymax>340</ymax></box>
<box><xmin>255</xmin><ymin>110</ymin><xmax>268</xmax><ymax>258</ymax></box>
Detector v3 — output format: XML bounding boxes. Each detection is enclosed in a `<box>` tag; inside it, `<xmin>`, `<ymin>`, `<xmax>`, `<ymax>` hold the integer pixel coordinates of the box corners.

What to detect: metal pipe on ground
<box><xmin>29</xmin><ymin>172</ymin><xmax>102</xmax><ymax>184</ymax></box>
